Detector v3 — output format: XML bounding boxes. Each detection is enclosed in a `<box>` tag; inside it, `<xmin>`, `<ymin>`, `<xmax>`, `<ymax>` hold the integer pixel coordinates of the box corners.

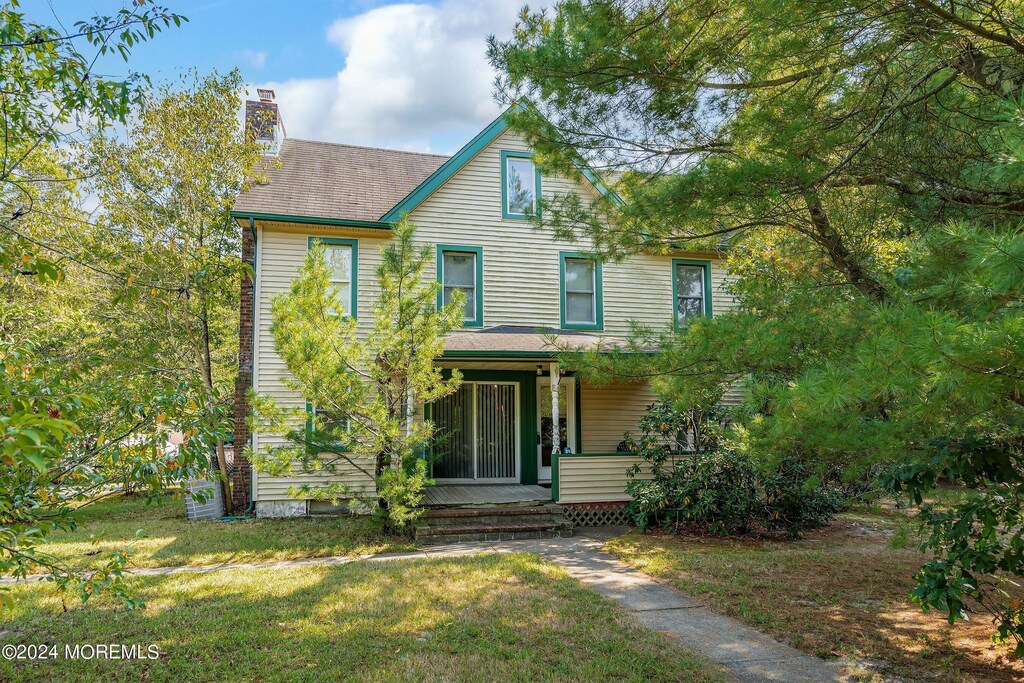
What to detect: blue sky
<box><xmin>29</xmin><ymin>0</ymin><xmax>528</xmax><ymax>153</ymax></box>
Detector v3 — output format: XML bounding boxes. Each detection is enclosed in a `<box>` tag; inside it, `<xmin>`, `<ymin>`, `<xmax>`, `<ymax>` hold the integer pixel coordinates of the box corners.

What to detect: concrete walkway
<box><xmin>7</xmin><ymin>528</ymin><xmax>853</xmax><ymax>682</ymax></box>
<box><xmin>485</xmin><ymin>528</ymin><xmax>853</xmax><ymax>683</ymax></box>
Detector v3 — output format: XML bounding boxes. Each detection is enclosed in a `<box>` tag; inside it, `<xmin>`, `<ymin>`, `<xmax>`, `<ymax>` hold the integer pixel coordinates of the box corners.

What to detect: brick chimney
<box><xmin>245</xmin><ymin>88</ymin><xmax>283</xmax><ymax>153</ymax></box>
<box><xmin>232</xmin><ymin>89</ymin><xmax>282</xmax><ymax>512</ymax></box>
<box><xmin>231</xmin><ymin>217</ymin><xmax>255</xmax><ymax>512</ymax></box>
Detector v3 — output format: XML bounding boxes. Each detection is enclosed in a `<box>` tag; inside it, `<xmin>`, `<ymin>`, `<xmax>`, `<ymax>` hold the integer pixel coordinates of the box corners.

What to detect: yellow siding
<box><xmin>407</xmin><ymin>129</ymin><xmax>734</xmax><ymax>334</ymax></box>
<box><xmin>252</xmin><ymin>226</ymin><xmax>382</xmax><ymax>502</ymax></box>
<box><xmin>251</xmin><ymin>129</ymin><xmax>736</xmax><ymax>502</ymax></box>
<box><xmin>580</xmin><ymin>380</ymin><xmax>656</xmax><ymax>452</ymax></box>
<box><xmin>557</xmin><ymin>454</ymin><xmax>653</xmax><ymax>503</ymax></box>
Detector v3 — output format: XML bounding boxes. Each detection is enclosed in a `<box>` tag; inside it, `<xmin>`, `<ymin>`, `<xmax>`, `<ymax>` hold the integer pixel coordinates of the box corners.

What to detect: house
<box><xmin>230</xmin><ymin>95</ymin><xmax>735</xmax><ymax>524</ymax></box>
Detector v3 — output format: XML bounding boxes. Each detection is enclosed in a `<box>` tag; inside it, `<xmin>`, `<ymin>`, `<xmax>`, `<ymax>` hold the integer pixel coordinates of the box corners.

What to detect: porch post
<box><xmin>549</xmin><ymin>361</ymin><xmax>560</xmax><ymax>456</ymax></box>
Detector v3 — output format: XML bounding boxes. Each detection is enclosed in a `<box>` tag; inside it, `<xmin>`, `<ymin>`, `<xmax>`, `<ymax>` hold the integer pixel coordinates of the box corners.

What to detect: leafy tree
<box><xmin>0</xmin><ymin>4</ymin><xmax>256</xmax><ymax>609</ymax></box>
<box><xmin>0</xmin><ymin>0</ymin><xmax>185</xmax><ymax>277</ymax></box>
<box><xmin>250</xmin><ymin>220</ymin><xmax>465</xmax><ymax>528</ymax></box>
<box><xmin>491</xmin><ymin>0</ymin><xmax>1024</xmax><ymax>650</ymax></box>
<box><xmin>87</xmin><ymin>69</ymin><xmax>267</xmax><ymax>511</ymax></box>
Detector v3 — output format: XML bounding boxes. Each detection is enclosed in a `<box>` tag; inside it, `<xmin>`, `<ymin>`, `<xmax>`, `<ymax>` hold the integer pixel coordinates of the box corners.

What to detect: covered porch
<box><xmin>421</xmin><ymin>483</ymin><xmax>552</xmax><ymax>507</ymax></box>
<box><xmin>431</xmin><ymin>325</ymin><xmax>624</xmax><ymax>486</ymax></box>
<box><xmin>424</xmin><ymin>326</ymin><xmax>648</xmax><ymax>509</ymax></box>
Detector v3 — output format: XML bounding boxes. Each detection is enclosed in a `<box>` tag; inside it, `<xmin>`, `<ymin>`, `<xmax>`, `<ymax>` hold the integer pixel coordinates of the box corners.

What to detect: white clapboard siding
<box><xmin>556</xmin><ymin>454</ymin><xmax>653</xmax><ymax>503</ymax></box>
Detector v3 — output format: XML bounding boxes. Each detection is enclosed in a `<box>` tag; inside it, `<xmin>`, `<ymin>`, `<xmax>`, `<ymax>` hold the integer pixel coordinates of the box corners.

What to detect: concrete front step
<box><xmin>415</xmin><ymin>520</ymin><xmax>574</xmax><ymax>545</ymax></box>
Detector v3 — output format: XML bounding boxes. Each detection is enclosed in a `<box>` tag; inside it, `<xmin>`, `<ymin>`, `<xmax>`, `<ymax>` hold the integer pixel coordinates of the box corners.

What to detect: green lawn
<box><xmin>606</xmin><ymin>508</ymin><xmax>1023</xmax><ymax>683</ymax></box>
<box><xmin>38</xmin><ymin>494</ymin><xmax>413</xmax><ymax>571</ymax></box>
<box><xmin>1</xmin><ymin>553</ymin><xmax>724</xmax><ymax>683</ymax></box>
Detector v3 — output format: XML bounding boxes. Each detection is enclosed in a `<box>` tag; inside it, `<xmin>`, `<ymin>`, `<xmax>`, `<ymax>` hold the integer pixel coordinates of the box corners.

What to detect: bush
<box><xmin>631</xmin><ymin>448</ymin><xmax>760</xmax><ymax>534</ymax></box>
<box><xmin>761</xmin><ymin>457</ymin><xmax>846</xmax><ymax>538</ymax></box>
<box><xmin>624</xmin><ymin>402</ymin><xmax>846</xmax><ymax>537</ymax></box>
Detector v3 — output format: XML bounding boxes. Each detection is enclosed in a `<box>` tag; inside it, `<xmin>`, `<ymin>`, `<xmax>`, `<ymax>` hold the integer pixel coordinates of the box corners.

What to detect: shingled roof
<box><xmin>234</xmin><ymin>138</ymin><xmax>450</xmax><ymax>222</ymax></box>
<box><xmin>443</xmin><ymin>326</ymin><xmax>631</xmax><ymax>356</ymax></box>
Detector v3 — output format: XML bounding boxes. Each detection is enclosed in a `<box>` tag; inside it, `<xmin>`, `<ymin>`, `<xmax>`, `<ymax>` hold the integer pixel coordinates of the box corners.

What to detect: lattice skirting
<box><xmin>561</xmin><ymin>502</ymin><xmax>631</xmax><ymax>527</ymax></box>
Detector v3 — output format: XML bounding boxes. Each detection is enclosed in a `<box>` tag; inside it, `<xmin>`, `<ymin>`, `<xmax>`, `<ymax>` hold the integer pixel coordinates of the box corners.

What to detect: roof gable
<box><xmin>233</xmin><ymin>105</ymin><xmax>621</xmax><ymax>227</ymax></box>
<box><xmin>380</xmin><ymin>110</ymin><xmax>513</xmax><ymax>222</ymax></box>
<box><xmin>382</xmin><ymin>105</ymin><xmax>622</xmax><ymax>222</ymax></box>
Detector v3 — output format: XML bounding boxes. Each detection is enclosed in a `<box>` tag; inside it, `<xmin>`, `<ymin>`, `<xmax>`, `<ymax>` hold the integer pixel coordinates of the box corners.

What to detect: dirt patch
<box><xmin>608</xmin><ymin>514</ymin><xmax>1023</xmax><ymax>683</ymax></box>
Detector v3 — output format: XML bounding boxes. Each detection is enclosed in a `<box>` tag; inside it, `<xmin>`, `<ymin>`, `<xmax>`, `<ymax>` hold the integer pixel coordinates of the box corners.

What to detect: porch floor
<box><xmin>423</xmin><ymin>484</ymin><xmax>552</xmax><ymax>508</ymax></box>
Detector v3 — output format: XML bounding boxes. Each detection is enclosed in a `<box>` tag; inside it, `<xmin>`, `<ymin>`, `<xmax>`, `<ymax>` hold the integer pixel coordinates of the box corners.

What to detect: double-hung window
<box><xmin>437</xmin><ymin>245</ymin><xmax>483</xmax><ymax>327</ymax></box>
<box><xmin>309</xmin><ymin>237</ymin><xmax>358</xmax><ymax>318</ymax></box>
<box><xmin>560</xmin><ymin>252</ymin><xmax>603</xmax><ymax>330</ymax></box>
<box><xmin>306</xmin><ymin>404</ymin><xmax>352</xmax><ymax>453</ymax></box>
<box><xmin>673</xmin><ymin>259</ymin><xmax>712</xmax><ymax>326</ymax></box>
<box><xmin>501</xmin><ymin>150</ymin><xmax>540</xmax><ymax>219</ymax></box>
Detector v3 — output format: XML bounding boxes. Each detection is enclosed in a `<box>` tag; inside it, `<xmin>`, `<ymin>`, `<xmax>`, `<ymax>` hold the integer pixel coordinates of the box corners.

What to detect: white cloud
<box><xmin>256</xmin><ymin>0</ymin><xmax>522</xmax><ymax>153</ymax></box>
<box><xmin>234</xmin><ymin>49</ymin><xmax>267</xmax><ymax>69</ymax></box>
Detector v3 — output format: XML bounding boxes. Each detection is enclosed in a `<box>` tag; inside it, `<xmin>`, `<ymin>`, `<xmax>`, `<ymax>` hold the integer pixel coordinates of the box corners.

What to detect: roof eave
<box><xmin>380</xmin><ymin>102</ymin><xmax>624</xmax><ymax>222</ymax></box>
<box><xmin>230</xmin><ymin>210</ymin><xmax>393</xmax><ymax>231</ymax></box>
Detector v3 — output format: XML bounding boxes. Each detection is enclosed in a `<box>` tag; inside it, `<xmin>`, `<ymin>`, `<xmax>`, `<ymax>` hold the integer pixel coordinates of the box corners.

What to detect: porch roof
<box><xmin>441</xmin><ymin>325</ymin><xmax>630</xmax><ymax>359</ymax></box>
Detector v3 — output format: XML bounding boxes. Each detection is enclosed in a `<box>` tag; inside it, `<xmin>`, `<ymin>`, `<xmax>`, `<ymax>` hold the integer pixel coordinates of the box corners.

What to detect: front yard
<box><xmin>2</xmin><ymin>553</ymin><xmax>721</xmax><ymax>683</ymax></box>
<box><xmin>606</xmin><ymin>506</ymin><xmax>1024</xmax><ymax>683</ymax></box>
<box><xmin>2</xmin><ymin>495</ymin><xmax>722</xmax><ymax>682</ymax></box>
<box><xmin>38</xmin><ymin>494</ymin><xmax>413</xmax><ymax>571</ymax></box>
<box><xmin>9</xmin><ymin>493</ymin><xmax>1024</xmax><ymax>682</ymax></box>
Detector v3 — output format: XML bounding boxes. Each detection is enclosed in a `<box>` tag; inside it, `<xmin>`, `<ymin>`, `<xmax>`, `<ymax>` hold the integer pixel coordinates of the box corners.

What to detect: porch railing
<box><xmin>550</xmin><ymin>452</ymin><xmax>653</xmax><ymax>504</ymax></box>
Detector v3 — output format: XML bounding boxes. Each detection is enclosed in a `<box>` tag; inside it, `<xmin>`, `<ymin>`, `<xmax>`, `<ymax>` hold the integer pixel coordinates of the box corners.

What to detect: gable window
<box><xmin>437</xmin><ymin>245</ymin><xmax>483</xmax><ymax>327</ymax></box>
<box><xmin>501</xmin><ymin>150</ymin><xmax>541</xmax><ymax>219</ymax></box>
<box><xmin>560</xmin><ymin>252</ymin><xmax>603</xmax><ymax>330</ymax></box>
<box><xmin>673</xmin><ymin>259</ymin><xmax>712</xmax><ymax>326</ymax></box>
<box><xmin>309</xmin><ymin>237</ymin><xmax>358</xmax><ymax>318</ymax></box>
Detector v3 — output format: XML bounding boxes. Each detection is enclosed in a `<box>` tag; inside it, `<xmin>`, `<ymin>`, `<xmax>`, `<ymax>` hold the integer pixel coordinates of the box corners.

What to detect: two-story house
<box><xmin>230</xmin><ymin>96</ymin><xmax>734</xmax><ymax>523</ymax></box>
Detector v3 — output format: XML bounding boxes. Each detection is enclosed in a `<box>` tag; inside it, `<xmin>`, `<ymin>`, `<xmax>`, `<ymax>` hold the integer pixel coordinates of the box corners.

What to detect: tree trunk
<box><xmin>802</xmin><ymin>191</ymin><xmax>891</xmax><ymax>302</ymax></box>
<box><xmin>199</xmin><ymin>296</ymin><xmax>233</xmax><ymax>514</ymax></box>
<box><xmin>948</xmin><ymin>39</ymin><xmax>1024</xmax><ymax>97</ymax></box>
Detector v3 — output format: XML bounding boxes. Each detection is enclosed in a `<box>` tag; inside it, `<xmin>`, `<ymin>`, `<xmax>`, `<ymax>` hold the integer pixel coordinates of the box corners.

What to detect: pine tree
<box><xmin>250</xmin><ymin>219</ymin><xmax>465</xmax><ymax>527</ymax></box>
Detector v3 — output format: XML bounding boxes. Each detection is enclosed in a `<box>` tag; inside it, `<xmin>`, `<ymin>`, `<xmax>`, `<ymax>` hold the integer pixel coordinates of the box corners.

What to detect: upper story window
<box><xmin>560</xmin><ymin>252</ymin><xmax>603</xmax><ymax>330</ymax></box>
<box><xmin>501</xmin><ymin>150</ymin><xmax>541</xmax><ymax>220</ymax></box>
<box><xmin>673</xmin><ymin>259</ymin><xmax>712</xmax><ymax>326</ymax></box>
<box><xmin>310</xmin><ymin>237</ymin><xmax>359</xmax><ymax>318</ymax></box>
<box><xmin>437</xmin><ymin>245</ymin><xmax>483</xmax><ymax>327</ymax></box>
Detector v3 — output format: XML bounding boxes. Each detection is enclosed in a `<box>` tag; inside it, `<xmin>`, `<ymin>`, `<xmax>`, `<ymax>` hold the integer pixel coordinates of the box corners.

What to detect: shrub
<box><xmin>646</xmin><ymin>449</ymin><xmax>760</xmax><ymax>534</ymax></box>
<box><xmin>624</xmin><ymin>402</ymin><xmax>846</xmax><ymax>537</ymax></box>
<box><xmin>761</xmin><ymin>457</ymin><xmax>846</xmax><ymax>538</ymax></box>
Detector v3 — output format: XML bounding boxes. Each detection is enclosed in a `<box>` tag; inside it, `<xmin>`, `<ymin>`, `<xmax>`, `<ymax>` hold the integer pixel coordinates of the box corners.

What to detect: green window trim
<box><xmin>671</xmin><ymin>258</ymin><xmax>713</xmax><ymax>327</ymax></box>
<box><xmin>501</xmin><ymin>150</ymin><xmax>542</xmax><ymax>221</ymax></box>
<box><xmin>308</xmin><ymin>236</ymin><xmax>359</xmax><ymax>320</ymax></box>
<box><xmin>559</xmin><ymin>251</ymin><xmax>604</xmax><ymax>331</ymax></box>
<box><xmin>306</xmin><ymin>402</ymin><xmax>352</xmax><ymax>453</ymax></box>
<box><xmin>380</xmin><ymin>104</ymin><xmax>621</xmax><ymax>223</ymax></box>
<box><xmin>436</xmin><ymin>244</ymin><xmax>484</xmax><ymax>327</ymax></box>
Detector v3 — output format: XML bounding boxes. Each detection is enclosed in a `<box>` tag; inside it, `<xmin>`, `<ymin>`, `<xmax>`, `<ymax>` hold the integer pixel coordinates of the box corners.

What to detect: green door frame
<box><xmin>435</xmin><ymin>369</ymin><xmax>538</xmax><ymax>484</ymax></box>
<box><xmin>430</xmin><ymin>368</ymin><xmax>584</xmax><ymax>486</ymax></box>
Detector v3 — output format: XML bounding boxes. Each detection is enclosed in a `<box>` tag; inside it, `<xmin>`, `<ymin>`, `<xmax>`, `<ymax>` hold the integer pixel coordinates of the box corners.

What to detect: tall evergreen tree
<box><xmin>491</xmin><ymin>0</ymin><xmax>1024</xmax><ymax>650</ymax></box>
<box><xmin>251</xmin><ymin>220</ymin><xmax>465</xmax><ymax>527</ymax></box>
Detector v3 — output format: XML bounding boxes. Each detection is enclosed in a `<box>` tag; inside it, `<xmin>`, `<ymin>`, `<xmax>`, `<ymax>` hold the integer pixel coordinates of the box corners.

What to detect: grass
<box><xmin>37</xmin><ymin>494</ymin><xmax>414</xmax><ymax>571</ymax></box>
<box><xmin>1</xmin><ymin>553</ymin><xmax>724</xmax><ymax>683</ymax></box>
<box><xmin>606</xmin><ymin>506</ymin><xmax>1023</xmax><ymax>683</ymax></box>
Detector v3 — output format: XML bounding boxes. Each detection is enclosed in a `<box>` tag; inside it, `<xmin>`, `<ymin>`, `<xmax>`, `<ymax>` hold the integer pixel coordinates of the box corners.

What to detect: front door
<box><xmin>432</xmin><ymin>381</ymin><xmax>519</xmax><ymax>482</ymax></box>
<box><xmin>537</xmin><ymin>376</ymin><xmax>575</xmax><ymax>482</ymax></box>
